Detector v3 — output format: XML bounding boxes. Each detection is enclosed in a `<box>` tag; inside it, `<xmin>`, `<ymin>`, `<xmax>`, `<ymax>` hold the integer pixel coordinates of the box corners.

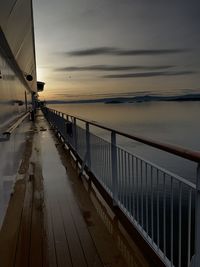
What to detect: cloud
<box><xmin>66</xmin><ymin>47</ymin><xmax>189</xmax><ymax>57</ymax></box>
<box><xmin>55</xmin><ymin>65</ymin><xmax>174</xmax><ymax>72</ymax></box>
<box><xmin>67</xmin><ymin>47</ymin><xmax>114</xmax><ymax>56</ymax></box>
<box><xmin>102</xmin><ymin>71</ymin><xmax>195</xmax><ymax>78</ymax></box>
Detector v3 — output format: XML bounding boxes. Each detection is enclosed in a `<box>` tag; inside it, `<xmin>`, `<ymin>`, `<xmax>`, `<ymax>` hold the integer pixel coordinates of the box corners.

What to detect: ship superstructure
<box><xmin>0</xmin><ymin>0</ymin><xmax>36</xmax><ymax>225</ymax></box>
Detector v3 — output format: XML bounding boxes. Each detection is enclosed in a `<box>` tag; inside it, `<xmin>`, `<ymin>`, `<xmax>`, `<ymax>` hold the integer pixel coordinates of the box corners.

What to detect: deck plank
<box><xmin>29</xmin><ymin>163</ymin><xmax>44</xmax><ymax>267</ymax></box>
<box><xmin>14</xmin><ymin>179</ymin><xmax>33</xmax><ymax>267</ymax></box>
<box><xmin>48</xmin><ymin>200</ymin><xmax>73</xmax><ymax>267</ymax></box>
<box><xmin>59</xmin><ymin>178</ymin><xmax>103</xmax><ymax>267</ymax></box>
<box><xmin>57</xmin><ymin>196</ymin><xmax>88</xmax><ymax>267</ymax></box>
<box><xmin>0</xmin><ymin>178</ymin><xmax>26</xmax><ymax>267</ymax></box>
<box><xmin>45</xmin><ymin>201</ymin><xmax>58</xmax><ymax>267</ymax></box>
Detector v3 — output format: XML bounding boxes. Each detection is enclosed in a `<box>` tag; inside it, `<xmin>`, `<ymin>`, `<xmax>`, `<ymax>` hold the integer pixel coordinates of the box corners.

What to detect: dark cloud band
<box><xmin>102</xmin><ymin>71</ymin><xmax>195</xmax><ymax>78</ymax></box>
<box><xmin>66</xmin><ymin>47</ymin><xmax>188</xmax><ymax>57</ymax></box>
<box><xmin>55</xmin><ymin>65</ymin><xmax>174</xmax><ymax>72</ymax></box>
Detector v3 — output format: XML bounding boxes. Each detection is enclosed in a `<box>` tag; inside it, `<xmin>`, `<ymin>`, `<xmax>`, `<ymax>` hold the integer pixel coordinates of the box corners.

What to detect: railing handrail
<box><xmin>47</xmin><ymin>107</ymin><xmax>200</xmax><ymax>163</ymax></box>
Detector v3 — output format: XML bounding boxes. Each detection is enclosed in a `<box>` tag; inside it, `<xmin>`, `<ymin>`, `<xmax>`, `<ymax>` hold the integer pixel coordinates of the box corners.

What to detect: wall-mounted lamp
<box><xmin>37</xmin><ymin>81</ymin><xmax>45</xmax><ymax>92</ymax></box>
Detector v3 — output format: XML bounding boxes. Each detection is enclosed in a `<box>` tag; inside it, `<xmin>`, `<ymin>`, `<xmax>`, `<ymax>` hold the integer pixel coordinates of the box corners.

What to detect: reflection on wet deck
<box><xmin>41</xmin><ymin>129</ymin><xmax>104</xmax><ymax>267</ymax></box>
<box><xmin>0</xmin><ymin>121</ymin><xmax>31</xmax><ymax>228</ymax></box>
<box><xmin>82</xmin><ymin>174</ymin><xmax>151</xmax><ymax>267</ymax></box>
<box><xmin>53</xmin><ymin>137</ymin><xmax>151</xmax><ymax>266</ymax></box>
<box><xmin>0</xmin><ymin>113</ymin><xmax>151</xmax><ymax>267</ymax></box>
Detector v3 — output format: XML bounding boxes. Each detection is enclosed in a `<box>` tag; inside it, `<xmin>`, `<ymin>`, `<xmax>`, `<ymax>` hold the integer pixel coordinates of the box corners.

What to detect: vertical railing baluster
<box><xmin>187</xmin><ymin>188</ymin><xmax>192</xmax><ymax>267</ymax></box>
<box><xmin>122</xmin><ymin>150</ymin><xmax>125</xmax><ymax>208</ymax></box>
<box><xmin>141</xmin><ymin>161</ymin><xmax>144</xmax><ymax>228</ymax></box>
<box><xmin>124</xmin><ymin>152</ymin><xmax>127</xmax><ymax>209</ymax></box>
<box><xmin>100</xmin><ymin>138</ymin><xmax>103</xmax><ymax>184</ymax></box>
<box><xmin>132</xmin><ymin>156</ymin><xmax>135</xmax><ymax>219</ymax></box>
<box><xmin>171</xmin><ymin>176</ymin><xmax>174</xmax><ymax>266</ymax></box>
<box><xmin>101</xmin><ymin>139</ymin><xmax>104</xmax><ymax>182</ymax></box>
<box><xmin>125</xmin><ymin>152</ymin><xmax>129</xmax><ymax>211</ymax></box>
<box><xmin>163</xmin><ymin>173</ymin><xmax>166</xmax><ymax>257</ymax></box>
<box><xmin>104</xmin><ymin>141</ymin><xmax>107</xmax><ymax>186</ymax></box>
<box><xmin>105</xmin><ymin>142</ymin><xmax>108</xmax><ymax>189</ymax></box>
<box><xmin>119</xmin><ymin>149</ymin><xmax>123</xmax><ymax>206</ymax></box>
<box><xmin>107</xmin><ymin>144</ymin><xmax>110</xmax><ymax>190</ymax></box>
<box><xmin>194</xmin><ymin>163</ymin><xmax>200</xmax><ymax>267</ymax></box>
<box><xmin>136</xmin><ymin>158</ymin><xmax>139</xmax><ymax>223</ymax></box>
<box><xmin>104</xmin><ymin>142</ymin><xmax>107</xmax><ymax>188</ymax></box>
<box><xmin>151</xmin><ymin>166</ymin><xmax>154</xmax><ymax>243</ymax></box>
<box><xmin>86</xmin><ymin>122</ymin><xmax>91</xmax><ymax>169</ymax></box>
<box><xmin>64</xmin><ymin>118</ymin><xmax>67</xmax><ymax>143</ymax></box>
<box><xmin>121</xmin><ymin>149</ymin><xmax>123</xmax><ymax>206</ymax></box>
<box><xmin>178</xmin><ymin>182</ymin><xmax>182</xmax><ymax>267</ymax></box>
<box><xmin>157</xmin><ymin>169</ymin><xmax>160</xmax><ymax>249</ymax></box>
<box><xmin>111</xmin><ymin>145</ymin><xmax>113</xmax><ymax>191</ymax></box>
<box><xmin>111</xmin><ymin>131</ymin><xmax>118</xmax><ymax>205</ymax></box>
<box><xmin>95</xmin><ymin>136</ymin><xmax>99</xmax><ymax>178</ymax></box>
<box><xmin>146</xmin><ymin>162</ymin><xmax>148</xmax><ymax>236</ymax></box>
<box><xmin>117</xmin><ymin>149</ymin><xmax>120</xmax><ymax>204</ymax></box>
<box><xmin>73</xmin><ymin>117</ymin><xmax>77</xmax><ymax>150</ymax></box>
<box><xmin>61</xmin><ymin>113</ymin><xmax>64</xmax><ymax>136</ymax></box>
<box><xmin>128</xmin><ymin>154</ymin><xmax>131</xmax><ymax>213</ymax></box>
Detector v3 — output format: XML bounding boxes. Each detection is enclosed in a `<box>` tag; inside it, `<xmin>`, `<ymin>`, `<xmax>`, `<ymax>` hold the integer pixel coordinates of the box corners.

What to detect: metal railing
<box><xmin>42</xmin><ymin>107</ymin><xmax>200</xmax><ymax>267</ymax></box>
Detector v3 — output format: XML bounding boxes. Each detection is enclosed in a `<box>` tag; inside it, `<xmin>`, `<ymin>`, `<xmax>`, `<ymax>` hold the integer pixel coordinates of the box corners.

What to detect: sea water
<box><xmin>49</xmin><ymin>101</ymin><xmax>200</xmax><ymax>181</ymax></box>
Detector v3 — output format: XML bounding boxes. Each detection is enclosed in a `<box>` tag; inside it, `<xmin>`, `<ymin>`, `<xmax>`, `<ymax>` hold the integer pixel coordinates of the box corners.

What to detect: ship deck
<box><xmin>0</xmin><ymin>112</ymin><xmax>151</xmax><ymax>267</ymax></box>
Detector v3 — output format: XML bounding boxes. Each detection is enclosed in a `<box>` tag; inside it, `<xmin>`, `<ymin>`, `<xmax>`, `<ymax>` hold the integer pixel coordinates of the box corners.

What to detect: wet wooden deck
<box><xmin>0</xmin><ymin>122</ymin><xmax>46</xmax><ymax>267</ymax></box>
<box><xmin>0</xmin><ymin>113</ymin><xmax>151</xmax><ymax>267</ymax></box>
<box><xmin>40</xmin><ymin>118</ymin><xmax>106</xmax><ymax>267</ymax></box>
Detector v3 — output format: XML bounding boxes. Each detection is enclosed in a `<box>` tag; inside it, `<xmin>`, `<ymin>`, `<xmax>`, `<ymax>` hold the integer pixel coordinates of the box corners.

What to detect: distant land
<box><xmin>46</xmin><ymin>93</ymin><xmax>200</xmax><ymax>105</ymax></box>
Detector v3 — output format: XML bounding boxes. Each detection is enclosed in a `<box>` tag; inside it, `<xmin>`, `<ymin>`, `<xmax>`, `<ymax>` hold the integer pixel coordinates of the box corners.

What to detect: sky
<box><xmin>33</xmin><ymin>0</ymin><xmax>200</xmax><ymax>101</ymax></box>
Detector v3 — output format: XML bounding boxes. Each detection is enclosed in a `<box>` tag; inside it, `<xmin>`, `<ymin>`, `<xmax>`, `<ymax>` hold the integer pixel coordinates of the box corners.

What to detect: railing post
<box><xmin>111</xmin><ymin>131</ymin><xmax>118</xmax><ymax>205</ymax></box>
<box><xmin>194</xmin><ymin>163</ymin><xmax>200</xmax><ymax>266</ymax></box>
<box><xmin>86</xmin><ymin>122</ymin><xmax>91</xmax><ymax>169</ymax></box>
<box><xmin>73</xmin><ymin>117</ymin><xmax>77</xmax><ymax>151</ymax></box>
<box><xmin>65</xmin><ymin>115</ymin><xmax>70</xmax><ymax>145</ymax></box>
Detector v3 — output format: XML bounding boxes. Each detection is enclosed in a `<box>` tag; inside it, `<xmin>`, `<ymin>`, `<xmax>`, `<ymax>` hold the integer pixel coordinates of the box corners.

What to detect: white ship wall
<box><xmin>0</xmin><ymin>0</ymin><xmax>36</xmax><ymax>91</ymax></box>
<box><xmin>0</xmin><ymin>0</ymin><xmax>36</xmax><ymax>131</ymax></box>
<box><xmin>0</xmin><ymin>0</ymin><xmax>36</xmax><ymax>226</ymax></box>
<box><xmin>0</xmin><ymin>0</ymin><xmax>36</xmax><ymax>129</ymax></box>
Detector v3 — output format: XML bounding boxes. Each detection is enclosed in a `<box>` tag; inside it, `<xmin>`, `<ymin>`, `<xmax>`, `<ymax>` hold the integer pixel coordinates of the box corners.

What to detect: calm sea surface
<box><xmin>49</xmin><ymin>101</ymin><xmax>200</xmax><ymax>182</ymax></box>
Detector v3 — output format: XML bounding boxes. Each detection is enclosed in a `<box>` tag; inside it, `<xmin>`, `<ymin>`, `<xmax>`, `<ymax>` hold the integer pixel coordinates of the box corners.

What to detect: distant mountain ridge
<box><xmin>46</xmin><ymin>93</ymin><xmax>200</xmax><ymax>104</ymax></box>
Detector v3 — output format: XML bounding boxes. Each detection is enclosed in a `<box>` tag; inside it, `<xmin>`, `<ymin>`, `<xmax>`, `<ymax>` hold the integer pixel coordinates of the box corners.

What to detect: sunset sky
<box><xmin>33</xmin><ymin>0</ymin><xmax>200</xmax><ymax>101</ymax></box>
